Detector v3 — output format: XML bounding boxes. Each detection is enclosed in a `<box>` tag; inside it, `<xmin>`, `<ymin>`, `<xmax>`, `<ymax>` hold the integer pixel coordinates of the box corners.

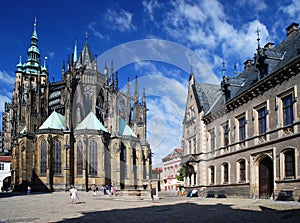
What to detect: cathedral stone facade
<box><xmin>181</xmin><ymin>23</ymin><xmax>300</xmax><ymax>200</ymax></box>
<box><xmin>2</xmin><ymin>20</ymin><xmax>152</xmax><ymax>192</ymax></box>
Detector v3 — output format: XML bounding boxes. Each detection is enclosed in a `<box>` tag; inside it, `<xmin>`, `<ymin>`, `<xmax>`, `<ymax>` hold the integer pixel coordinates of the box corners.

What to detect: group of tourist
<box><xmin>97</xmin><ymin>185</ymin><xmax>115</xmax><ymax>196</ymax></box>
<box><xmin>68</xmin><ymin>184</ymin><xmax>116</xmax><ymax>204</ymax></box>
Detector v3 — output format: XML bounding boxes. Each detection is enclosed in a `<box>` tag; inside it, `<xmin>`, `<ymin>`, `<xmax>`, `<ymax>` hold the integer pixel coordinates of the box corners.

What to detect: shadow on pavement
<box><xmin>56</xmin><ymin>202</ymin><xmax>300</xmax><ymax>223</ymax></box>
<box><xmin>0</xmin><ymin>191</ymin><xmax>52</xmax><ymax>198</ymax></box>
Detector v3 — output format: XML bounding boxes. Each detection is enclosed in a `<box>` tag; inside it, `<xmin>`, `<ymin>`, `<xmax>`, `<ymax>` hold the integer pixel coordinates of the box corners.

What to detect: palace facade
<box><xmin>2</xmin><ymin>20</ymin><xmax>152</xmax><ymax>192</ymax></box>
<box><xmin>181</xmin><ymin>23</ymin><xmax>300</xmax><ymax>200</ymax></box>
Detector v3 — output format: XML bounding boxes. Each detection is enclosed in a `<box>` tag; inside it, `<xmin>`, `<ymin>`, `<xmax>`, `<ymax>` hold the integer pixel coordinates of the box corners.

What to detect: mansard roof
<box><xmin>39</xmin><ymin>111</ymin><xmax>66</xmax><ymax>130</ymax></box>
<box><xmin>75</xmin><ymin>111</ymin><xmax>107</xmax><ymax>132</ymax></box>
<box><xmin>207</xmin><ymin>24</ymin><xmax>300</xmax><ymax>116</ymax></box>
<box><xmin>193</xmin><ymin>82</ymin><xmax>220</xmax><ymax>114</ymax></box>
<box><xmin>119</xmin><ymin>118</ymin><xmax>137</xmax><ymax>137</ymax></box>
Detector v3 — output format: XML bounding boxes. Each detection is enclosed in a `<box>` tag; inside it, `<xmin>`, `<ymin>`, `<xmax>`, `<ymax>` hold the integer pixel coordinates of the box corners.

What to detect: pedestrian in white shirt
<box><xmin>69</xmin><ymin>185</ymin><xmax>78</xmax><ymax>204</ymax></box>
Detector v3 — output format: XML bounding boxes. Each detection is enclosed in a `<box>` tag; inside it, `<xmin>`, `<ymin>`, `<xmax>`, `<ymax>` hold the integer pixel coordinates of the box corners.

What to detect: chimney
<box><xmin>244</xmin><ymin>59</ymin><xmax>253</xmax><ymax>70</ymax></box>
<box><xmin>264</xmin><ymin>42</ymin><xmax>274</xmax><ymax>49</ymax></box>
<box><xmin>286</xmin><ymin>22</ymin><xmax>299</xmax><ymax>36</ymax></box>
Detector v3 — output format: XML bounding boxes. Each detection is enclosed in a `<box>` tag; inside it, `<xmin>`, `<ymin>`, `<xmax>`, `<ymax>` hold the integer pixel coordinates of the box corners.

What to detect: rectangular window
<box><xmin>285</xmin><ymin>151</ymin><xmax>295</xmax><ymax>178</ymax></box>
<box><xmin>238</xmin><ymin>116</ymin><xmax>246</xmax><ymax>142</ymax></box>
<box><xmin>283</xmin><ymin>94</ymin><xmax>294</xmax><ymax>126</ymax></box>
<box><xmin>193</xmin><ymin>138</ymin><xmax>196</xmax><ymax>154</ymax></box>
<box><xmin>223</xmin><ymin>163</ymin><xmax>229</xmax><ymax>184</ymax></box>
<box><xmin>0</xmin><ymin>163</ymin><xmax>4</xmax><ymax>170</ymax></box>
<box><xmin>223</xmin><ymin>122</ymin><xmax>229</xmax><ymax>146</ymax></box>
<box><xmin>188</xmin><ymin>140</ymin><xmax>192</xmax><ymax>154</ymax></box>
<box><xmin>239</xmin><ymin>160</ymin><xmax>246</xmax><ymax>182</ymax></box>
<box><xmin>210</xmin><ymin>166</ymin><xmax>215</xmax><ymax>185</ymax></box>
<box><xmin>210</xmin><ymin>130</ymin><xmax>215</xmax><ymax>151</ymax></box>
<box><xmin>258</xmin><ymin>107</ymin><xmax>267</xmax><ymax>134</ymax></box>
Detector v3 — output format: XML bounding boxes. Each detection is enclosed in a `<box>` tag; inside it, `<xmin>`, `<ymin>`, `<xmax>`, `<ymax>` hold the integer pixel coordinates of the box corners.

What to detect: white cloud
<box><xmin>162</xmin><ymin>0</ymin><xmax>270</xmax><ymax>76</ymax></box>
<box><xmin>47</xmin><ymin>52</ymin><xmax>55</xmax><ymax>60</ymax></box>
<box><xmin>279</xmin><ymin>0</ymin><xmax>300</xmax><ymax>21</ymax></box>
<box><xmin>236</xmin><ymin>0</ymin><xmax>267</xmax><ymax>12</ymax></box>
<box><xmin>88</xmin><ymin>21</ymin><xmax>104</xmax><ymax>39</ymax></box>
<box><xmin>134</xmin><ymin>73</ymin><xmax>187</xmax><ymax>167</ymax></box>
<box><xmin>0</xmin><ymin>70</ymin><xmax>15</xmax><ymax>85</ymax></box>
<box><xmin>104</xmin><ymin>8</ymin><xmax>136</xmax><ymax>32</ymax></box>
<box><xmin>142</xmin><ymin>0</ymin><xmax>162</xmax><ymax>22</ymax></box>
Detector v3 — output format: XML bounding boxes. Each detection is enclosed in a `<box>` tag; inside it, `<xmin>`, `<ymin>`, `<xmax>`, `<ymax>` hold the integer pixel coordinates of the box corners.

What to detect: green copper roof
<box><xmin>75</xmin><ymin>112</ymin><xmax>107</xmax><ymax>132</ymax></box>
<box><xmin>119</xmin><ymin>118</ymin><xmax>137</xmax><ymax>137</ymax></box>
<box><xmin>39</xmin><ymin>111</ymin><xmax>66</xmax><ymax>130</ymax></box>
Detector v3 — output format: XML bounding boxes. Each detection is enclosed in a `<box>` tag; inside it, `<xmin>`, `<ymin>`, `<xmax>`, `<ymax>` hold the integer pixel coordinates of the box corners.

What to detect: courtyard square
<box><xmin>1</xmin><ymin>192</ymin><xmax>300</xmax><ymax>223</ymax></box>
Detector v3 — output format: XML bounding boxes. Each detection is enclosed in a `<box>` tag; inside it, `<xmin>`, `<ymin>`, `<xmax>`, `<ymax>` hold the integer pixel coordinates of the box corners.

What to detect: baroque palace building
<box><xmin>181</xmin><ymin>23</ymin><xmax>300</xmax><ymax>200</ymax></box>
<box><xmin>2</xmin><ymin>20</ymin><xmax>152</xmax><ymax>192</ymax></box>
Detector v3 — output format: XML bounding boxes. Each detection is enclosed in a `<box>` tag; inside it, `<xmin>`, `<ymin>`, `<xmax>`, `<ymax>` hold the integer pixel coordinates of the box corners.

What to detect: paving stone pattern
<box><xmin>0</xmin><ymin>192</ymin><xmax>300</xmax><ymax>223</ymax></box>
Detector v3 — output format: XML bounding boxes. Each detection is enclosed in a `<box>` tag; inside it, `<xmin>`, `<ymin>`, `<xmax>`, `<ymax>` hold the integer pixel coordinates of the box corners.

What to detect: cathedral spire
<box><xmin>127</xmin><ymin>77</ymin><xmax>130</xmax><ymax>96</ymax></box>
<box><xmin>32</xmin><ymin>17</ymin><xmax>38</xmax><ymax>41</ymax></box>
<box><xmin>17</xmin><ymin>55</ymin><xmax>23</xmax><ymax>71</ymax></box>
<box><xmin>115</xmin><ymin>71</ymin><xmax>119</xmax><ymax>90</ymax></box>
<box><xmin>222</xmin><ymin>59</ymin><xmax>226</xmax><ymax>76</ymax></box>
<box><xmin>73</xmin><ymin>39</ymin><xmax>78</xmax><ymax>63</ymax></box>
<box><xmin>85</xmin><ymin>32</ymin><xmax>88</xmax><ymax>43</ymax></box>
<box><xmin>256</xmin><ymin>27</ymin><xmax>261</xmax><ymax>49</ymax></box>
<box><xmin>134</xmin><ymin>75</ymin><xmax>139</xmax><ymax>105</ymax></box>
<box><xmin>23</xmin><ymin>18</ymin><xmax>41</xmax><ymax>74</ymax></box>
<box><xmin>110</xmin><ymin>61</ymin><xmax>114</xmax><ymax>90</ymax></box>
<box><xmin>142</xmin><ymin>88</ymin><xmax>146</xmax><ymax>106</ymax></box>
<box><xmin>104</xmin><ymin>62</ymin><xmax>108</xmax><ymax>85</ymax></box>
<box><xmin>189</xmin><ymin>66</ymin><xmax>195</xmax><ymax>85</ymax></box>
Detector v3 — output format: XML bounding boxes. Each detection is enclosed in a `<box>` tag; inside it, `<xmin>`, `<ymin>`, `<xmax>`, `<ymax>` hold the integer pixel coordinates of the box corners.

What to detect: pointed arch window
<box><xmin>89</xmin><ymin>140</ymin><xmax>97</xmax><ymax>176</ymax></box>
<box><xmin>40</xmin><ymin>139</ymin><xmax>47</xmax><ymax>175</ymax></box>
<box><xmin>53</xmin><ymin>139</ymin><xmax>62</xmax><ymax>175</ymax></box>
<box><xmin>77</xmin><ymin>141</ymin><xmax>83</xmax><ymax>175</ymax></box>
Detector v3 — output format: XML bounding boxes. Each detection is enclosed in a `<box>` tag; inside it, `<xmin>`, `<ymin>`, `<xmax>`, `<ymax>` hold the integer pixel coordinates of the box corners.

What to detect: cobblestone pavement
<box><xmin>1</xmin><ymin>191</ymin><xmax>300</xmax><ymax>223</ymax></box>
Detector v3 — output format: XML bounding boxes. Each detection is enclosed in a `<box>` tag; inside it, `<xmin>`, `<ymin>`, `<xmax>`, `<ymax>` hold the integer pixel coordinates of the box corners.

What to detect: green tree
<box><xmin>176</xmin><ymin>167</ymin><xmax>184</xmax><ymax>181</ymax></box>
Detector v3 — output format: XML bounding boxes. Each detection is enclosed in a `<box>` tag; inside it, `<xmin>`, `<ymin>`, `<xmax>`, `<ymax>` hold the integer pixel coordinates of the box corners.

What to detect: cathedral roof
<box><xmin>75</xmin><ymin>111</ymin><xmax>107</xmax><ymax>132</ymax></box>
<box><xmin>119</xmin><ymin>118</ymin><xmax>137</xmax><ymax>137</ymax></box>
<box><xmin>75</xmin><ymin>41</ymin><xmax>95</xmax><ymax>70</ymax></box>
<box><xmin>39</xmin><ymin>111</ymin><xmax>66</xmax><ymax>130</ymax></box>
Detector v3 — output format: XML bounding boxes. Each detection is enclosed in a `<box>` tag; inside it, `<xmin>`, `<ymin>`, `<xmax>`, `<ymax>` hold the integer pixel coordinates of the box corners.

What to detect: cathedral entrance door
<box><xmin>259</xmin><ymin>157</ymin><xmax>273</xmax><ymax>199</ymax></box>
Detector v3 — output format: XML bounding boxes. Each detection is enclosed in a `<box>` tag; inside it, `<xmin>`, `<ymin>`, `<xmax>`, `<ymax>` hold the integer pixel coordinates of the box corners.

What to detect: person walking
<box><xmin>69</xmin><ymin>185</ymin><xmax>78</xmax><ymax>204</ymax></box>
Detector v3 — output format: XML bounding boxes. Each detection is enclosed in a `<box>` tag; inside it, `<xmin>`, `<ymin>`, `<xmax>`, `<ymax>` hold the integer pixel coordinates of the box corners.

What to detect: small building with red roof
<box><xmin>162</xmin><ymin>148</ymin><xmax>183</xmax><ymax>191</ymax></box>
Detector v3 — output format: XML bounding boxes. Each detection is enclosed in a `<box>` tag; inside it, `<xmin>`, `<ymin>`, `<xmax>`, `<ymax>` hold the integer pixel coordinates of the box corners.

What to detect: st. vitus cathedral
<box><xmin>2</xmin><ymin>20</ymin><xmax>152</xmax><ymax>192</ymax></box>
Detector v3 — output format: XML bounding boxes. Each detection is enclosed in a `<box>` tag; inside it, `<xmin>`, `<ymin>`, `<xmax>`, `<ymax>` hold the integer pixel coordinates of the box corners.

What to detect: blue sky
<box><xmin>0</xmin><ymin>0</ymin><xmax>299</xmax><ymax>167</ymax></box>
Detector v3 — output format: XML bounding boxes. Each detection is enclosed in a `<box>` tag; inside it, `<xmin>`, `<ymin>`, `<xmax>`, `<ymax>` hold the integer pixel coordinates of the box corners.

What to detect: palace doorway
<box><xmin>259</xmin><ymin>157</ymin><xmax>274</xmax><ymax>199</ymax></box>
